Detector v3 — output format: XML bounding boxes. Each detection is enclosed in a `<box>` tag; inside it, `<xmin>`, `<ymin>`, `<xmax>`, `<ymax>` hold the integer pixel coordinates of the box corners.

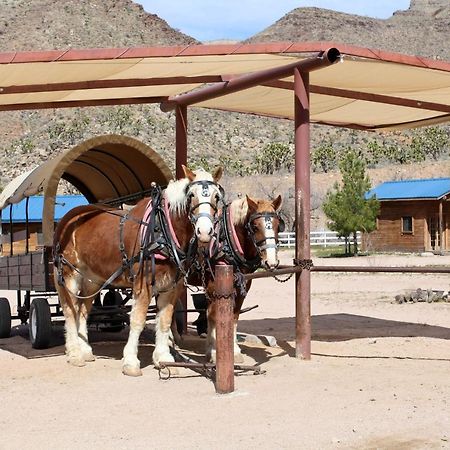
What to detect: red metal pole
<box><xmin>294</xmin><ymin>68</ymin><xmax>311</xmax><ymax>360</ymax></box>
<box><xmin>161</xmin><ymin>48</ymin><xmax>340</xmax><ymax>112</ymax></box>
<box><xmin>175</xmin><ymin>104</ymin><xmax>188</xmax><ymax>333</ymax></box>
<box><xmin>214</xmin><ymin>264</ymin><xmax>235</xmax><ymax>394</ymax></box>
<box><xmin>175</xmin><ymin>104</ymin><xmax>188</xmax><ymax>179</ymax></box>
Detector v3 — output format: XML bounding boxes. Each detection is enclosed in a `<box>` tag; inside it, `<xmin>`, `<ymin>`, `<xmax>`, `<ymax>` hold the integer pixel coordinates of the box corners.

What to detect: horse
<box><xmin>53</xmin><ymin>165</ymin><xmax>224</xmax><ymax>377</ymax></box>
<box><xmin>199</xmin><ymin>194</ymin><xmax>283</xmax><ymax>363</ymax></box>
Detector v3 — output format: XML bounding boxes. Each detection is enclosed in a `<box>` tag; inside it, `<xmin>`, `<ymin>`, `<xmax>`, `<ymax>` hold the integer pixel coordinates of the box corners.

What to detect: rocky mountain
<box><xmin>0</xmin><ymin>0</ymin><xmax>448</xmax><ymax>212</ymax></box>
<box><xmin>0</xmin><ymin>0</ymin><xmax>198</xmax><ymax>50</ymax></box>
<box><xmin>248</xmin><ymin>0</ymin><xmax>450</xmax><ymax>60</ymax></box>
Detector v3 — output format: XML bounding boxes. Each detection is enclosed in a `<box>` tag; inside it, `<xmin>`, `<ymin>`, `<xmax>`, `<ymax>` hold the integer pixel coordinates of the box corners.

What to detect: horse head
<box><xmin>245</xmin><ymin>194</ymin><xmax>283</xmax><ymax>269</ymax></box>
<box><xmin>183</xmin><ymin>165</ymin><xmax>224</xmax><ymax>244</ymax></box>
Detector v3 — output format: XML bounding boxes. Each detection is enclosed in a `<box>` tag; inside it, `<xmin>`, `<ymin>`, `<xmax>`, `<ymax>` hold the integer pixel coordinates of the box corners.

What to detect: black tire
<box><xmin>29</xmin><ymin>298</ymin><xmax>52</xmax><ymax>349</ymax></box>
<box><xmin>0</xmin><ymin>297</ymin><xmax>11</xmax><ymax>339</ymax></box>
<box><xmin>100</xmin><ymin>291</ymin><xmax>125</xmax><ymax>332</ymax></box>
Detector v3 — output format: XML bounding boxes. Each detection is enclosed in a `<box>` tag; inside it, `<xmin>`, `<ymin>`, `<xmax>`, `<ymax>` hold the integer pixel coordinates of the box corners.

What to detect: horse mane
<box><xmin>164</xmin><ymin>168</ymin><xmax>214</xmax><ymax>215</ymax></box>
<box><xmin>230</xmin><ymin>198</ymin><xmax>249</xmax><ymax>225</ymax></box>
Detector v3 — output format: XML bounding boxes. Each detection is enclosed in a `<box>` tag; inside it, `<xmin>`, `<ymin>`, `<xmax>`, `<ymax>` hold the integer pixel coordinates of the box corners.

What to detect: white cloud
<box><xmin>137</xmin><ymin>0</ymin><xmax>411</xmax><ymax>41</ymax></box>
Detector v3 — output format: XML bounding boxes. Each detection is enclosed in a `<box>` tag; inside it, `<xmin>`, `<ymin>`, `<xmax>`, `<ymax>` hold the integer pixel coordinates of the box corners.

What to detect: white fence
<box><xmin>279</xmin><ymin>231</ymin><xmax>361</xmax><ymax>248</ymax></box>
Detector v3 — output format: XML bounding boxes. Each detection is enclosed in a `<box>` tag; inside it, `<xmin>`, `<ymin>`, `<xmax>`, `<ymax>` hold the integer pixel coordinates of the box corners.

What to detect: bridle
<box><xmin>186</xmin><ymin>180</ymin><xmax>225</xmax><ymax>225</ymax></box>
<box><xmin>245</xmin><ymin>211</ymin><xmax>284</xmax><ymax>264</ymax></box>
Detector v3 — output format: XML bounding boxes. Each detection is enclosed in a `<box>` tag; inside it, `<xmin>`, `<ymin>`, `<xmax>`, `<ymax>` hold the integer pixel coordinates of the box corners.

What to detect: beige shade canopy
<box><xmin>0</xmin><ymin>42</ymin><xmax>449</xmax><ymax>131</ymax></box>
<box><xmin>0</xmin><ymin>135</ymin><xmax>173</xmax><ymax>245</ymax></box>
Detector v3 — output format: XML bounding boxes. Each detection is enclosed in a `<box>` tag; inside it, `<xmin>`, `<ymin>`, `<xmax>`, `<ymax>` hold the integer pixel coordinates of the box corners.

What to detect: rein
<box><xmin>54</xmin><ymin>180</ymin><xmax>223</xmax><ymax>296</ymax></box>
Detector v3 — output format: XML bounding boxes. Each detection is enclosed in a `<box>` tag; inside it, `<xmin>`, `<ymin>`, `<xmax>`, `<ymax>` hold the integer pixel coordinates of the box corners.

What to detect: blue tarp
<box><xmin>366</xmin><ymin>178</ymin><xmax>450</xmax><ymax>201</ymax></box>
<box><xmin>1</xmin><ymin>195</ymin><xmax>88</xmax><ymax>223</ymax></box>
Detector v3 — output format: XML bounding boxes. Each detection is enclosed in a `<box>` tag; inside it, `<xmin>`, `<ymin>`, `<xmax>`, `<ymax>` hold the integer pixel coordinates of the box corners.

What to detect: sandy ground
<box><xmin>1</xmin><ymin>251</ymin><xmax>450</xmax><ymax>449</ymax></box>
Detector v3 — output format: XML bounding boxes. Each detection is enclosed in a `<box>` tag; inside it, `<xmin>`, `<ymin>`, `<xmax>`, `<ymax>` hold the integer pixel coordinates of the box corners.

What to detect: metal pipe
<box><xmin>243</xmin><ymin>265</ymin><xmax>450</xmax><ymax>281</ymax></box>
<box><xmin>160</xmin><ymin>48</ymin><xmax>340</xmax><ymax>112</ymax></box>
<box><xmin>214</xmin><ymin>264</ymin><xmax>235</xmax><ymax>394</ymax></box>
<box><xmin>294</xmin><ymin>67</ymin><xmax>311</xmax><ymax>360</ymax></box>
<box><xmin>175</xmin><ymin>104</ymin><xmax>188</xmax><ymax>334</ymax></box>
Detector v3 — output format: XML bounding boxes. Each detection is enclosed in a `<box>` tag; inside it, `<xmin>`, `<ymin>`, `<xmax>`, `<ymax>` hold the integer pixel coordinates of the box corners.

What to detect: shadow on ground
<box><xmin>238</xmin><ymin>313</ymin><xmax>450</xmax><ymax>342</ymax></box>
<box><xmin>1</xmin><ymin>313</ymin><xmax>449</xmax><ymax>369</ymax></box>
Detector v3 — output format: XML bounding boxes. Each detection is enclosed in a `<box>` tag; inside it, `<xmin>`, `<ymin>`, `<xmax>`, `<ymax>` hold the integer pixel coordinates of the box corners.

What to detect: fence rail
<box><xmin>279</xmin><ymin>231</ymin><xmax>361</xmax><ymax>248</ymax></box>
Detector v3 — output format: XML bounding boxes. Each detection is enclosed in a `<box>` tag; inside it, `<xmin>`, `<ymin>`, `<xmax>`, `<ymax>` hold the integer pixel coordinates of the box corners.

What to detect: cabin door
<box><xmin>427</xmin><ymin>216</ymin><xmax>440</xmax><ymax>251</ymax></box>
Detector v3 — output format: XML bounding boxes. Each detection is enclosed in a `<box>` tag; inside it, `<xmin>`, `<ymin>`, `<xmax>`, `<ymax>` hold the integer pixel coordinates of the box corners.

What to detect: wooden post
<box><xmin>214</xmin><ymin>264</ymin><xmax>234</xmax><ymax>394</ymax></box>
<box><xmin>439</xmin><ymin>200</ymin><xmax>444</xmax><ymax>252</ymax></box>
<box><xmin>294</xmin><ymin>68</ymin><xmax>311</xmax><ymax>360</ymax></box>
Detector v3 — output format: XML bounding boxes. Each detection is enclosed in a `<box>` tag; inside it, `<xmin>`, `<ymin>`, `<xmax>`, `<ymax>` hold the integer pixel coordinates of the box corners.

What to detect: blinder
<box><xmin>186</xmin><ymin>180</ymin><xmax>225</xmax><ymax>224</ymax></box>
<box><xmin>246</xmin><ymin>211</ymin><xmax>284</xmax><ymax>254</ymax></box>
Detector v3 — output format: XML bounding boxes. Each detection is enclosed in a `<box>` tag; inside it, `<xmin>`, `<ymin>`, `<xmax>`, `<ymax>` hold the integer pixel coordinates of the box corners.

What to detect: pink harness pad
<box><xmin>139</xmin><ymin>195</ymin><xmax>182</xmax><ymax>261</ymax></box>
<box><xmin>139</xmin><ymin>199</ymin><xmax>167</xmax><ymax>261</ymax></box>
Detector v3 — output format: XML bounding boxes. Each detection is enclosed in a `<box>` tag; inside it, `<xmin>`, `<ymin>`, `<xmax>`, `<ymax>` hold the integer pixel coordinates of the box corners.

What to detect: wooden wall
<box><xmin>363</xmin><ymin>200</ymin><xmax>450</xmax><ymax>253</ymax></box>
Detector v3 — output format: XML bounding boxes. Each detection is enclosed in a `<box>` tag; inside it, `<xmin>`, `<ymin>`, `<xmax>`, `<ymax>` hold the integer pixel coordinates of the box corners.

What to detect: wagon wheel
<box><xmin>29</xmin><ymin>298</ymin><xmax>52</xmax><ymax>349</ymax></box>
<box><xmin>0</xmin><ymin>297</ymin><xmax>12</xmax><ymax>339</ymax></box>
<box><xmin>100</xmin><ymin>290</ymin><xmax>125</xmax><ymax>333</ymax></box>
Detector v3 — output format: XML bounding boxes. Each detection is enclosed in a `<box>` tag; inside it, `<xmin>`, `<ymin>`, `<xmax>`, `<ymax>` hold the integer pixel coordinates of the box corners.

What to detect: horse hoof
<box><xmin>122</xmin><ymin>365</ymin><xmax>143</xmax><ymax>377</ymax></box>
<box><xmin>67</xmin><ymin>356</ymin><xmax>86</xmax><ymax>367</ymax></box>
<box><xmin>83</xmin><ymin>352</ymin><xmax>96</xmax><ymax>362</ymax></box>
<box><xmin>234</xmin><ymin>353</ymin><xmax>244</xmax><ymax>364</ymax></box>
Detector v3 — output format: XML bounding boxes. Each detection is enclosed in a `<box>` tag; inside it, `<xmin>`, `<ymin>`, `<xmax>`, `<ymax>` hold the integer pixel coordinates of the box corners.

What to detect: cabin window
<box><xmin>401</xmin><ymin>216</ymin><xmax>413</xmax><ymax>234</ymax></box>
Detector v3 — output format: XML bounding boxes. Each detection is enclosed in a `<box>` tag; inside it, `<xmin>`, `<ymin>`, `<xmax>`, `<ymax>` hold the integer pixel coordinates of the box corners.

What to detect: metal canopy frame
<box><xmin>1</xmin><ymin>42</ymin><xmax>450</xmax><ymax>359</ymax></box>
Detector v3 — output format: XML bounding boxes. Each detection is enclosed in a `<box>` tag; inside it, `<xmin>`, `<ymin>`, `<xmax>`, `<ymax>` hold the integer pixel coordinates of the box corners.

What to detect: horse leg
<box><xmin>232</xmin><ymin>292</ymin><xmax>245</xmax><ymax>364</ymax></box>
<box><xmin>152</xmin><ymin>285</ymin><xmax>181</xmax><ymax>368</ymax></box>
<box><xmin>205</xmin><ymin>296</ymin><xmax>216</xmax><ymax>363</ymax></box>
<box><xmin>55</xmin><ymin>274</ymin><xmax>86</xmax><ymax>367</ymax></box>
<box><xmin>206</xmin><ymin>288</ymin><xmax>245</xmax><ymax>364</ymax></box>
<box><xmin>122</xmin><ymin>276</ymin><xmax>152</xmax><ymax>377</ymax></box>
<box><xmin>77</xmin><ymin>298</ymin><xmax>95</xmax><ymax>362</ymax></box>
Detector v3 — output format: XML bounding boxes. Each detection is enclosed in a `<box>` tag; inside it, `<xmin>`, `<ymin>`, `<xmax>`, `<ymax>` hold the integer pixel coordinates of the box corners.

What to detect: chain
<box><xmin>274</xmin><ymin>273</ymin><xmax>294</xmax><ymax>283</ymax></box>
<box><xmin>293</xmin><ymin>258</ymin><xmax>314</xmax><ymax>270</ymax></box>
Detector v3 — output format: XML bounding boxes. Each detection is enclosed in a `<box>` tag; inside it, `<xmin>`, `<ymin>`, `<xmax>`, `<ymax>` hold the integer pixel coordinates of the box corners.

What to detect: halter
<box><xmin>186</xmin><ymin>180</ymin><xmax>225</xmax><ymax>225</ymax></box>
<box><xmin>245</xmin><ymin>211</ymin><xmax>284</xmax><ymax>257</ymax></box>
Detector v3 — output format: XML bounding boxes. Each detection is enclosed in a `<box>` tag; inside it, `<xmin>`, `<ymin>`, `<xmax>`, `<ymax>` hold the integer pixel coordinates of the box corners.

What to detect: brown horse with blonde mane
<box><xmin>199</xmin><ymin>194</ymin><xmax>283</xmax><ymax>363</ymax></box>
<box><xmin>53</xmin><ymin>166</ymin><xmax>223</xmax><ymax>376</ymax></box>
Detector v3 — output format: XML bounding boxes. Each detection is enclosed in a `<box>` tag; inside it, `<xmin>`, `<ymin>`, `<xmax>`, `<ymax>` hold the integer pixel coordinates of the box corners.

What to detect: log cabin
<box><xmin>363</xmin><ymin>178</ymin><xmax>450</xmax><ymax>253</ymax></box>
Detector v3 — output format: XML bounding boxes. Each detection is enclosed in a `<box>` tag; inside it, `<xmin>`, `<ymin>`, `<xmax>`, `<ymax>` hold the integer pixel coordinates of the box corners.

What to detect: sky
<box><xmin>137</xmin><ymin>1</ymin><xmax>411</xmax><ymax>42</ymax></box>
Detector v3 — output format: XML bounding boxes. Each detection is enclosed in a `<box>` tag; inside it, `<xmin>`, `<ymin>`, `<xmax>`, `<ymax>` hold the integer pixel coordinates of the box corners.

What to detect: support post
<box><xmin>214</xmin><ymin>264</ymin><xmax>234</xmax><ymax>394</ymax></box>
<box><xmin>294</xmin><ymin>68</ymin><xmax>311</xmax><ymax>360</ymax></box>
<box><xmin>175</xmin><ymin>105</ymin><xmax>188</xmax><ymax>333</ymax></box>
<box><xmin>439</xmin><ymin>200</ymin><xmax>444</xmax><ymax>252</ymax></box>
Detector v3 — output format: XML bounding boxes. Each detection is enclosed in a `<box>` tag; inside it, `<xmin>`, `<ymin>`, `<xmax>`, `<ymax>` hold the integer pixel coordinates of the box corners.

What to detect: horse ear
<box><xmin>272</xmin><ymin>194</ymin><xmax>282</xmax><ymax>211</ymax></box>
<box><xmin>182</xmin><ymin>165</ymin><xmax>196</xmax><ymax>181</ymax></box>
<box><xmin>212</xmin><ymin>166</ymin><xmax>223</xmax><ymax>182</ymax></box>
<box><xmin>246</xmin><ymin>195</ymin><xmax>258</xmax><ymax>212</ymax></box>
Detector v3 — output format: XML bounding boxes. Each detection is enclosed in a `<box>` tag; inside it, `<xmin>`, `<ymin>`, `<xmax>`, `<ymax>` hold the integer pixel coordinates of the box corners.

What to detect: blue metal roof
<box><xmin>366</xmin><ymin>178</ymin><xmax>450</xmax><ymax>201</ymax></box>
<box><xmin>1</xmin><ymin>195</ymin><xmax>88</xmax><ymax>223</ymax></box>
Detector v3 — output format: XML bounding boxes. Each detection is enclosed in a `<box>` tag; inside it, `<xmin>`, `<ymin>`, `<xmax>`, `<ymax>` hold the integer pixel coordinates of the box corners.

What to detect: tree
<box><xmin>322</xmin><ymin>149</ymin><xmax>380</xmax><ymax>254</ymax></box>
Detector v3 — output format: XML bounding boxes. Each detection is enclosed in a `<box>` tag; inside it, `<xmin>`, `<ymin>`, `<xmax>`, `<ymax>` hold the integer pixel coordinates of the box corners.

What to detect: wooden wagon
<box><xmin>0</xmin><ymin>134</ymin><xmax>173</xmax><ymax>348</ymax></box>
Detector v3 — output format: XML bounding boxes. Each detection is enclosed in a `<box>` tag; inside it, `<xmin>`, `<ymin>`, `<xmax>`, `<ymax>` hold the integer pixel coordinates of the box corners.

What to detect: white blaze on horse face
<box><xmin>262</xmin><ymin>216</ymin><xmax>279</xmax><ymax>268</ymax></box>
<box><xmin>194</xmin><ymin>183</ymin><xmax>216</xmax><ymax>243</ymax></box>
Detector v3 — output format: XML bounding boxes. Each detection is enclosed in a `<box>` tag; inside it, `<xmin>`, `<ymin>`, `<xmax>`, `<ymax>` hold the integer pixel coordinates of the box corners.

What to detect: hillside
<box><xmin>0</xmin><ymin>0</ymin><xmax>198</xmax><ymax>50</ymax></box>
<box><xmin>248</xmin><ymin>0</ymin><xmax>450</xmax><ymax>60</ymax></box>
<box><xmin>0</xmin><ymin>0</ymin><xmax>449</xmax><ymax>224</ymax></box>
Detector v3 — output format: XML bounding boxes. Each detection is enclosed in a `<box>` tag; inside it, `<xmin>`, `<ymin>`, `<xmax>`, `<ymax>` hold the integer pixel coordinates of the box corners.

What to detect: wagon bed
<box><xmin>0</xmin><ymin>134</ymin><xmax>173</xmax><ymax>348</ymax></box>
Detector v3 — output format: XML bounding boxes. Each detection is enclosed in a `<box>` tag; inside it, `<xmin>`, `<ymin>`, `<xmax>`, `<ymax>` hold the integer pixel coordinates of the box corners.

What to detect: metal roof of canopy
<box><xmin>0</xmin><ymin>42</ymin><xmax>449</xmax><ymax>131</ymax></box>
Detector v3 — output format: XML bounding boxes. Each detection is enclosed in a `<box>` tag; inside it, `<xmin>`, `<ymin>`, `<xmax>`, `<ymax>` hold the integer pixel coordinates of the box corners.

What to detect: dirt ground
<box><xmin>1</xmin><ymin>251</ymin><xmax>450</xmax><ymax>449</ymax></box>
